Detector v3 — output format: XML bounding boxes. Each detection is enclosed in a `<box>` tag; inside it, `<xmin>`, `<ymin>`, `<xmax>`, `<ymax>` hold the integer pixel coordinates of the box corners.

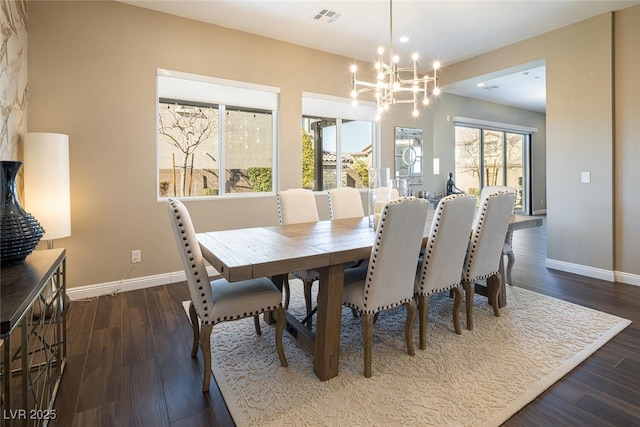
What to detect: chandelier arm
<box><xmin>349</xmin><ymin>0</ymin><xmax>441</xmax><ymax>118</ymax></box>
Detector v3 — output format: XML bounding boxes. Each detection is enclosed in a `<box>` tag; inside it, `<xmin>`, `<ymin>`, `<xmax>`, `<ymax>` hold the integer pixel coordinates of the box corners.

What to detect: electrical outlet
<box><xmin>131</xmin><ymin>250</ymin><xmax>141</xmax><ymax>263</ymax></box>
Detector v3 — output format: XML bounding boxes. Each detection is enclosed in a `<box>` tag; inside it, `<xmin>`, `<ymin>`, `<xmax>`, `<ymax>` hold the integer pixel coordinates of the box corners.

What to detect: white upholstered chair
<box><xmin>327</xmin><ymin>187</ymin><xmax>365</xmax><ymax>220</ymax></box>
<box><xmin>167</xmin><ymin>199</ymin><xmax>287</xmax><ymax>391</ymax></box>
<box><xmin>277</xmin><ymin>188</ymin><xmax>319</xmax><ymax>326</ymax></box>
<box><xmin>342</xmin><ymin>197</ymin><xmax>429</xmax><ymax>377</ymax></box>
<box><xmin>480</xmin><ymin>185</ymin><xmax>517</xmax><ymax>286</ymax></box>
<box><xmin>414</xmin><ymin>194</ymin><xmax>476</xmax><ymax>350</ymax></box>
<box><xmin>461</xmin><ymin>191</ymin><xmax>516</xmax><ymax>330</ymax></box>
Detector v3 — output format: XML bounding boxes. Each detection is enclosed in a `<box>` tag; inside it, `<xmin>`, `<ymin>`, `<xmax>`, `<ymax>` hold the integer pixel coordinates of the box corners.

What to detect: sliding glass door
<box><xmin>454</xmin><ymin>125</ymin><xmax>528</xmax><ymax>212</ymax></box>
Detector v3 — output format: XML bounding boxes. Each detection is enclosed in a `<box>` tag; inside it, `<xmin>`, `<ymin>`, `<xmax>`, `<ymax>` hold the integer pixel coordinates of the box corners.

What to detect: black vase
<box><xmin>0</xmin><ymin>160</ymin><xmax>45</xmax><ymax>265</ymax></box>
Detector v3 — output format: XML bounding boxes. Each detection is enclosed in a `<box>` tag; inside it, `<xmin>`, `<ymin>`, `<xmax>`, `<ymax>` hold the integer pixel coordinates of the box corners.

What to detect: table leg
<box><xmin>313</xmin><ymin>264</ymin><xmax>344</xmax><ymax>381</ymax></box>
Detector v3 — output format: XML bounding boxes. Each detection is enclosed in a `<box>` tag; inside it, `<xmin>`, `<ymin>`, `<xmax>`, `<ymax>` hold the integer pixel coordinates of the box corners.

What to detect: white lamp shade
<box><xmin>23</xmin><ymin>132</ymin><xmax>71</xmax><ymax>240</ymax></box>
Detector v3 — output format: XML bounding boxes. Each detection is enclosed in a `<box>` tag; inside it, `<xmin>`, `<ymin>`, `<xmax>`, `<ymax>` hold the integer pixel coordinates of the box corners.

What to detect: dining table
<box><xmin>196</xmin><ymin>212</ymin><xmax>542</xmax><ymax>381</ymax></box>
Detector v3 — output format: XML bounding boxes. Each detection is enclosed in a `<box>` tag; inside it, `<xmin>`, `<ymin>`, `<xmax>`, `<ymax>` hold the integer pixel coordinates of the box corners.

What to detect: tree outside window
<box><xmin>158</xmin><ymin>100</ymin><xmax>273</xmax><ymax>198</ymax></box>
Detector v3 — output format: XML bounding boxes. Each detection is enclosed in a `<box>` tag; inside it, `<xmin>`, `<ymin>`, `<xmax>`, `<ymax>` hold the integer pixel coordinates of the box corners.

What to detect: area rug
<box><xmin>205</xmin><ymin>282</ymin><xmax>630</xmax><ymax>426</ymax></box>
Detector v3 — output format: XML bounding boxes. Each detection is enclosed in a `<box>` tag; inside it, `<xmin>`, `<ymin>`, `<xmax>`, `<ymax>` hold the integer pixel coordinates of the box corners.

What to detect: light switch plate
<box><xmin>581</xmin><ymin>171</ymin><xmax>591</xmax><ymax>183</ymax></box>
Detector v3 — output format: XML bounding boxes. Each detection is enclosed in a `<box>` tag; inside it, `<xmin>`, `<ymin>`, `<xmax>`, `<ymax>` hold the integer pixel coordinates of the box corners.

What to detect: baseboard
<box><xmin>66</xmin><ymin>266</ymin><xmax>220</xmax><ymax>300</ymax></box>
<box><xmin>67</xmin><ymin>261</ymin><xmax>640</xmax><ymax>301</ymax></box>
<box><xmin>615</xmin><ymin>271</ymin><xmax>640</xmax><ymax>287</ymax></box>
<box><xmin>545</xmin><ymin>258</ymin><xmax>615</xmax><ymax>282</ymax></box>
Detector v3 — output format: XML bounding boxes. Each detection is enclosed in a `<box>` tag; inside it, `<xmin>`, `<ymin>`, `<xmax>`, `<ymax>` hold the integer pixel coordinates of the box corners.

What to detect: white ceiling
<box><xmin>119</xmin><ymin>0</ymin><xmax>639</xmax><ymax>113</ymax></box>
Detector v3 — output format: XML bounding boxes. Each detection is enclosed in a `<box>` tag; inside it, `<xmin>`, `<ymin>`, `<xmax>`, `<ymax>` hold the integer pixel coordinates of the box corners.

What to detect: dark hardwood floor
<box><xmin>52</xmin><ymin>217</ymin><xmax>640</xmax><ymax>426</ymax></box>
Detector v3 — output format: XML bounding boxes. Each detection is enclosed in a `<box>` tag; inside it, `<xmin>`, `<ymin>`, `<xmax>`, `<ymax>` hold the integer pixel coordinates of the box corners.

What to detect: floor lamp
<box><xmin>23</xmin><ymin>132</ymin><xmax>71</xmax><ymax>249</ymax></box>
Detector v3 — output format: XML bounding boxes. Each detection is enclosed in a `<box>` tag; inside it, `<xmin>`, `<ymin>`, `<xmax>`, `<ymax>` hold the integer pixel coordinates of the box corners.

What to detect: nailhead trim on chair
<box><xmin>344</xmin><ymin>198</ymin><xmax>414</xmax><ymax>315</ymax></box>
<box><xmin>418</xmin><ymin>194</ymin><xmax>471</xmax><ymax>296</ymax></box>
<box><xmin>463</xmin><ymin>192</ymin><xmax>508</xmax><ymax>281</ymax></box>
<box><xmin>211</xmin><ymin>304</ymin><xmax>281</xmax><ymax>326</ymax></box>
<box><xmin>170</xmin><ymin>199</ymin><xmax>286</xmax><ymax>326</ymax></box>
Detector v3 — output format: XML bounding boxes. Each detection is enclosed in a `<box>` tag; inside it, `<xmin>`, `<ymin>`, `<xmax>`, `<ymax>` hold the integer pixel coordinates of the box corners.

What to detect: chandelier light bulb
<box><xmin>347</xmin><ymin>1</ymin><xmax>442</xmax><ymax>119</ymax></box>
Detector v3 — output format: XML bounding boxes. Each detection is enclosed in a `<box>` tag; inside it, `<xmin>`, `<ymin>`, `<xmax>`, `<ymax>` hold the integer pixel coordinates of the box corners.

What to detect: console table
<box><xmin>1</xmin><ymin>249</ymin><xmax>66</xmax><ymax>426</ymax></box>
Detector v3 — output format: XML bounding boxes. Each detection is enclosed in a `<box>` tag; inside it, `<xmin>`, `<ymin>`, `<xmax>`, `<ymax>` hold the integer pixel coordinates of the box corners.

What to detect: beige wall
<box><xmin>614</xmin><ymin>5</ymin><xmax>640</xmax><ymax>278</ymax></box>
<box><xmin>25</xmin><ymin>1</ymin><xmax>639</xmax><ymax>288</ymax></box>
<box><xmin>26</xmin><ymin>0</ymin><xmax>396</xmax><ymax>288</ymax></box>
<box><xmin>429</xmin><ymin>93</ymin><xmax>546</xmax><ymax>209</ymax></box>
<box><xmin>444</xmin><ymin>10</ymin><xmax>638</xmax><ymax>281</ymax></box>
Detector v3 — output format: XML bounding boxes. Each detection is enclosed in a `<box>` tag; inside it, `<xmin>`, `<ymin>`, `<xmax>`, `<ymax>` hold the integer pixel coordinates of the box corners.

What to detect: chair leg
<box><xmin>404</xmin><ymin>300</ymin><xmax>416</xmax><ymax>357</ymax></box>
<box><xmin>462</xmin><ymin>280</ymin><xmax>474</xmax><ymax>330</ymax></box>
<box><xmin>253</xmin><ymin>315</ymin><xmax>262</xmax><ymax>335</ymax></box>
<box><xmin>188</xmin><ymin>302</ymin><xmax>199</xmax><ymax>357</ymax></box>
<box><xmin>452</xmin><ymin>286</ymin><xmax>463</xmax><ymax>335</ymax></box>
<box><xmin>283</xmin><ymin>278</ymin><xmax>291</xmax><ymax>310</ymax></box>
<box><xmin>418</xmin><ymin>295</ymin><xmax>428</xmax><ymax>350</ymax></box>
<box><xmin>303</xmin><ymin>279</ymin><xmax>314</xmax><ymax>328</ymax></box>
<box><xmin>505</xmin><ymin>250</ymin><xmax>515</xmax><ymax>286</ymax></box>
<box><xmin>487</xmin><ymin>273</ymin><xmax>503</xmax><ymax>317</ymax></box>
<box><xmin>362</xmin><ymin>313</ymin><xmax>374</xmax><ymax>378</ymax></box>
<box><xmin>275</xmin><ymin>307</ymin><xmax>288</xmax><ymax>367</ymax></box>
<box><xmin>199</xmin><ymin>324</ymin><xmax>213</xmax><ymax>392</ymax></box>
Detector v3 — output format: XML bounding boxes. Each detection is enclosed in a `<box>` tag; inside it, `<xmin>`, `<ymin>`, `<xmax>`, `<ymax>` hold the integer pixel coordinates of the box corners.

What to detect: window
<box><xmin>157</xmin><ymin>70</ymin><xmax>278</xmax><ymax>198</ymax></box>
<box><xmin>454</xmin><ymin>117</ymin><xmax>535</xmax><ymax>212</ymax></box>
<box><xmin>302</xmin><ymin>94</ymin><xmax>377</xmax><ymax>191</ymax></box>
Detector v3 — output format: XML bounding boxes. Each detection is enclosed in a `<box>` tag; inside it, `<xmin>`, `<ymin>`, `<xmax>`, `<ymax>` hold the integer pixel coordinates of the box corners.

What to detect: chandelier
<box><xmin>350</xmin><ymin>0</ymin><xmax>441</xmax><ymax>119</ymax></box>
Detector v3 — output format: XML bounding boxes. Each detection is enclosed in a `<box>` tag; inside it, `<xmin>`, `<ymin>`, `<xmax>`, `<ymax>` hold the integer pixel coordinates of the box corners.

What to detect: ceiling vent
<box><xmin>313</xmin><ymin>9</ymin><xmax>341</xmax><ymax>24</ymax></box>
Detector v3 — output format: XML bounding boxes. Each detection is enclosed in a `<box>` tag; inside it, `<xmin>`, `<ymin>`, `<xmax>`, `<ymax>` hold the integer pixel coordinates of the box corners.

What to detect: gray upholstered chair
<box><xmin>327</xmin><ymin>187</ymin><xmax>365</xmax><ymax>220</ymax></box>
<box><xmin>480</xmin><ymin>185</ymin><xmax>517</xmax><ymax>286</ymax></box>
<box><xmin>461</xmin><ymin>191</ymin><xmax>516</xmax><ymax>330</ymax></box>
<box><xmin>277</xmin><ymin>188</ymin><xmax>320</xmax><ymax>326</ymax></box>
<box><xmin>167</xmin><ymin>199</ymin><xmax>287</xmax><ymax>391</ymax></box>
<box><xmin>414</xmin><ymin>194</ymin><xmax>476</xmax><ymax>350</ymax></box>
<box><xmin>342</xmin><ymin>197</ymin><xmax>429</xmax><ymax>377</ymax></box>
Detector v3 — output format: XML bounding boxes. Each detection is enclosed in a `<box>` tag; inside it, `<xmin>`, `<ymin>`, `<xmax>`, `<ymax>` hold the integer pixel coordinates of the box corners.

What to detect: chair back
<box><xmin>167</xmin><ymin>199</ymin><xmax>214</xmax><ymax>323</ymax></box>
<box><xmin>463</xmin><ymin>191</ymin><xmax>516</xmax><ymax>281</ymax></box>
<box><xmin>417</xmin><ymin>194</ymin><xmax>476</xmax><ymax>295</ymax></box>
<box><xmin>277</xmin><ymin>188</ymin><xmax>319</xmax><ymax>225</ymax></box>
<box><xmin>328</xmin><ymin>187</ymin><xmax>365</xmax><ymax>219</ymax></box>
<box><xmin>363</xmin><ymin>197</ymin><xmax>429</xmax><ymax>312</ymax></box>
<box><xmin>480</xmin><ymin>185</ymin><xmax>516</xmax><ymax>208</ymax></box>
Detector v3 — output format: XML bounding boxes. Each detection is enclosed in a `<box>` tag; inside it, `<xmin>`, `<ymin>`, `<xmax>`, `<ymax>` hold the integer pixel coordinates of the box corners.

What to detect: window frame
<box><xmin>156</xmin><ymin>69</ymin><xmax>279</xmax><ymax>200</ymax></box>
<box><xmin>453</xmin><ymin>116</ymin><xmax>536</xmax><ymax>213</ymax></box>
<box><xmin>301</xmin><ymin>93</ymin><xmax>379</xmax><ymax>192</ymax></box>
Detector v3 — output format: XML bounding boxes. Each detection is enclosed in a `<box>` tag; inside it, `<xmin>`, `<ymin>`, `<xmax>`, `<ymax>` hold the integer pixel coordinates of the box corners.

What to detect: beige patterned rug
<box><xmin>206</xmin><ymin>282</ymin><xmax>630</xmax><ymax>426</ymax></box>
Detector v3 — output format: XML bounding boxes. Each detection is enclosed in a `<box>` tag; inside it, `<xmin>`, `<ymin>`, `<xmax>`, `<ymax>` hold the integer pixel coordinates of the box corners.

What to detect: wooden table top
<box><xmin>197</xmin><ymin>214</ymin><xmax>542</xmax><ymax>283</ymax></box>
